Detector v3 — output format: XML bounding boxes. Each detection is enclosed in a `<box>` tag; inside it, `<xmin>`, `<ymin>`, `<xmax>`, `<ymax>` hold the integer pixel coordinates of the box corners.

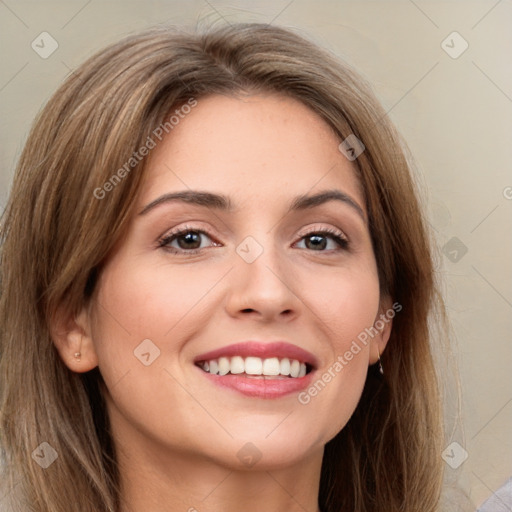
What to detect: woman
<box><xmin>0</xmin><ymin>23</ymin><xmax>448</xmax><ymax>511</ymax></box>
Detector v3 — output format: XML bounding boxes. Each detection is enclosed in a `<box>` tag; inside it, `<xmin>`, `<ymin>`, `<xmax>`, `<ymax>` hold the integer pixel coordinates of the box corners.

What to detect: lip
<box><xmin>193</xmin><ymin>341</ymin><xmax>318</xmax><ymax>399</ymax></box>
<box><xmin>197</xmin><ymin>369</ymin><xmax>316</xmax><ymax>399</ymax></box>
<box><xmin>193</xmin><ymin>341</ymin><xmax>318</xmax><ymax>367</ymax></box>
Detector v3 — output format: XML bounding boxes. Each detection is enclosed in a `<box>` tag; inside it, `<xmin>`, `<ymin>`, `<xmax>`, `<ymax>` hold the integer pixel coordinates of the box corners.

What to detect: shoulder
<box><xmin>477</xmin><ymin>477</ymin><xmax>512</xmax><ymax>511</ymax></box>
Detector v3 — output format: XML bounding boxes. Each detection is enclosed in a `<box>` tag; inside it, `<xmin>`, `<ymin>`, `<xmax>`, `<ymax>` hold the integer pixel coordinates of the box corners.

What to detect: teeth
<box><xmin>199</xmin><ymin>356</ymin><xmax>310</xmax><ymax>378</ymax></box>
<box><xmin>262</xmin><ymin>357</ymin><xmax>280</xmax><ymax>375</ymax></box>
<box><xmin>280</xmin><ymin>358</ymin><xmax>291</xmax><ymax>375</ymax></box>
<box><xmin>290</xmin><ymin>359</ymin><xmax>300</xmax><ymax>378</ymax></box>
<box><xmin>218</xmin><ymin>357</ymin><xmax>230</xmax><ymax>376</ymax></box>
<box><xmin>245</xmin><ymin>356</ymin><xmax>263</xmax><ymax>375</ymax></box>
<box><xmin>230</xmin><ymin>356</ymin><xmax>244</xmax><ymax>374</ymax></box>
<box><xmin>209</xmin><ymin>360</ymin><xmax>218</xmax><ymax>375</ymax></box>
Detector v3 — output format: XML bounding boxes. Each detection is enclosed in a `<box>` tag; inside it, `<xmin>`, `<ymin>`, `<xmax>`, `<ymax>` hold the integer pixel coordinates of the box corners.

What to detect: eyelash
<box><xmin>157</xmin><ymin>225</ymin><xmax>349</xmax><ymax>255</ymax></box>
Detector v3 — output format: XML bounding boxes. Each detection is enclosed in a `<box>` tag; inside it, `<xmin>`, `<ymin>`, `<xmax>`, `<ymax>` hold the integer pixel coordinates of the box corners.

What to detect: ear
<box><xmin>368</xmin><ymin>295</ymin><xmax>395</xmax><ymax>365</ymax></box>
<box><xmin>49</xmin><ymin>303</ymin><xmax>99</xmax><ymax>373</ymax></box>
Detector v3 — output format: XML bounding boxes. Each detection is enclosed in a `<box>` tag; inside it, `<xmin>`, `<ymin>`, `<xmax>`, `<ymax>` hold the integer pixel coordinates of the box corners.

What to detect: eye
<box><xmin>294</xmin><ymin>227</ymin><xmax>349</xmax><ymax>252</ymax></box>
<box><xmin>158</xmin><ymin>225</ymin><xmax>349</xmax><ymax>255</ymax></box>
<box><xmin>158</xmin><ymin>225</ymin><xmax>219</xmax><ymax>254</ymax></box>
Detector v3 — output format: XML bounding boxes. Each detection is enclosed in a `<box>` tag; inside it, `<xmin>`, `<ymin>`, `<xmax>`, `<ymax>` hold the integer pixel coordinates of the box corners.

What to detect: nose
<box><xmin>224</xmin><ymin>239</ymin><xmax>300</xmax><ymax>323</ymax></box>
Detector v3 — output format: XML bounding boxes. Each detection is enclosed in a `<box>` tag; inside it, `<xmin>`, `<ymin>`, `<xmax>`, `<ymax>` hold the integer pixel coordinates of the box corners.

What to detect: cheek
<box><xmin>297</xmin><ymin>259</ymin><xmax>381</xmax><ymax>350</ymax></box>
<box><xmin>292</xmin><ymin>264</ymin><xmax>380</xmax><ymax>439</ymax></box>
<box><xmin>88</xmin><ymin>258</ymin><xmax>212</xmax><ymax>444</ymax></box>
<box><xmin>88</xmin><ymin>254</ymin><xmax>232</xmax><ymax>397</ymax></box>
<box><xmin>92</xmin><ymin>257</ymin><xmax>222</xmax><ymax>344</ymax></box>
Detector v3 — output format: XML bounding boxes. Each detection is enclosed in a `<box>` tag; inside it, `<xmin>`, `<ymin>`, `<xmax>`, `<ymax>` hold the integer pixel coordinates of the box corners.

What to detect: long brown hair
<box><xmin>0</xmin><ymin>23</ymin><xmax>448</xmax><ymax>511</ymax></box>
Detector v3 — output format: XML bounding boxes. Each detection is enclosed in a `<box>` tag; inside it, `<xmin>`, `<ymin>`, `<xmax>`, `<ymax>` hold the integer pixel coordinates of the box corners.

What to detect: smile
<box><xmin>196</xmin><ymin>356</ymin><xmax>311</xmax><ymax>378</ymax></box>
<box><xmin>193</xmin><ymin>341</ymin><xmax>317</xmax><ymax>398</ymax></box>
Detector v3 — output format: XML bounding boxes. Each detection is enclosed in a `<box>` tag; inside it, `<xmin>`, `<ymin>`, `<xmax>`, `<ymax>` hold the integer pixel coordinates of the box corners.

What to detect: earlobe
<box><xmin>369</xmin><ymin>295</ymin><xmax>394</xmax><ymax>366</ymax></box>
<box><xmin>376</xmin><ymin>346</ymin><xmax>384</xmax><ymax>375</ymax></box>
<box><xmin>49</xmin><ymin>304</ymin><xmax>99</xmax><ymax>373</ymax></box>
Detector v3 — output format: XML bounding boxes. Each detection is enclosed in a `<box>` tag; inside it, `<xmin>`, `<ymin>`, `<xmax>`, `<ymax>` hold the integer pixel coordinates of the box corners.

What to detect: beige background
<box><xmin>1</xmin><ymin>1</ymin><xmax>511</xmax><ymax>509</ymax></box>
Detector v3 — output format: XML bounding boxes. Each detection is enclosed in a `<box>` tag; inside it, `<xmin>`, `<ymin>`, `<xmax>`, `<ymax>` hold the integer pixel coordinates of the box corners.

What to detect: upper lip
<box><xmin>194</xmin><ymin>341</ymin><xmax>318</xmax><ymax>369</ymax></box>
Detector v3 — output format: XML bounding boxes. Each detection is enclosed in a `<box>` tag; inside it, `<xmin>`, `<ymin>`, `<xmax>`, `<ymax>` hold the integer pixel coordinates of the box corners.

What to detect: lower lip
<box><xmin>197</xmin><ymin>367</ymin><xmax>315</xmax><ymax>399</ymax></box>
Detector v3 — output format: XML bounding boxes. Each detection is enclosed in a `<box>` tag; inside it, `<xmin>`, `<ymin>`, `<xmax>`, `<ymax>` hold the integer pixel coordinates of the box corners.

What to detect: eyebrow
<box><xmin>139</xmin><ymin>189</ymin><xmax>366</xmax><ymax>222</ymax></box>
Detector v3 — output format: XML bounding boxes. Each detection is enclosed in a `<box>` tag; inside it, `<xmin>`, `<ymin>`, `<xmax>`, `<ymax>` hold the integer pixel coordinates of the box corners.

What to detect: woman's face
<box><xmin>85</xmin><ymin>92</ymin><xmax>391</xmax><ymax>469</ymax></box>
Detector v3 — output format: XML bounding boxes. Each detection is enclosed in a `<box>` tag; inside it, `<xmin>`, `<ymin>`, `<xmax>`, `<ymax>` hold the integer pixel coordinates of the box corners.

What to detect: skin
<box><xmin>53</xmin><ymin>92</ymin><xmax>392</xmax><ymax>512</ymax></box>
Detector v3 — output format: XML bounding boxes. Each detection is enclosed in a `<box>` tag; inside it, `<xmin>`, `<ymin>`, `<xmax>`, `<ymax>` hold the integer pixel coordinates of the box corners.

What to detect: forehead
<box><xmin>139</xmin><ymin>92</ymin><xmax>364</xmax><ymax>212</ymax></box>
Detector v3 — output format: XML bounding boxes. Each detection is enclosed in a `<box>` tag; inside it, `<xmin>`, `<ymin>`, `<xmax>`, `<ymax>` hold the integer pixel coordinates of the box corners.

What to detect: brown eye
<box><xmin>159</xmin><ymin>227</ymin><xmax>218</xmax><ymax>254</ymax></box>
<box><xmin>173</xmin><ymin>231</ymin><xmax>202</xmax><ymax>250</ymax></box>
<box><xmin>305</xmin><ymin>234</ymin><xmax>329</xmax><ymax>250</ymax></box>
<box><xmin>295</xmin><ymin>229</ymin><xmax>349</xmax><ymax>252</ymax></box>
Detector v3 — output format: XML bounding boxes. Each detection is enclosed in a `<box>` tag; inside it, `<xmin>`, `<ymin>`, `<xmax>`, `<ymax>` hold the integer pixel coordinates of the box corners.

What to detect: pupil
<box><xmin>307</xmin><ymin>235</ymin><xmax>326</xmax><ymax>250</ymax></box>
<box><xmin>179</xmin><ymin>232</ymin><xmax>201</xmax><ymax>249</ymax></box>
